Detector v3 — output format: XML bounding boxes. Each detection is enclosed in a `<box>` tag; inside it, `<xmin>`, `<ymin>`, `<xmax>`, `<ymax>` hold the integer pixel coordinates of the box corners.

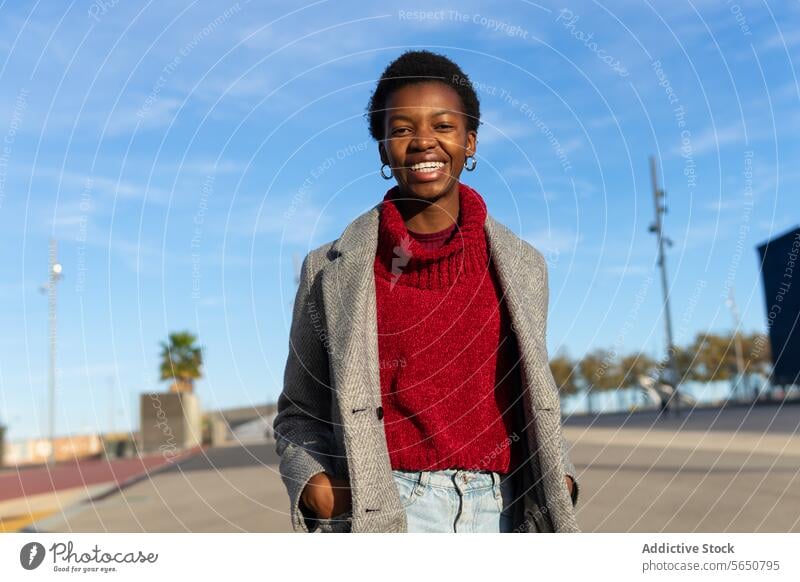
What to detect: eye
<box><xmin>391</xmin><ymin>127</ymin><xmax>410</xmax><ymax>136</ymax></box>
<box><xmin>437</xmin><ymin>124</ymin><xmax>453</xmax><ymax>130</ymax></box>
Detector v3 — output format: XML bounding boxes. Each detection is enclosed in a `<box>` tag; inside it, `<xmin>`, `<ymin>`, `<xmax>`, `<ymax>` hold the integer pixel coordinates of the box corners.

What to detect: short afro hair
<box><xmin>365</xmin><ymin>50</ymin><xmax>481</xmax><ymax>142</ymax></box>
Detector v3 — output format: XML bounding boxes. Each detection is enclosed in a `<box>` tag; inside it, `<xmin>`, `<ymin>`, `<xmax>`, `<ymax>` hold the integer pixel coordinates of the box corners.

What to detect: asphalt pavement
<box><xmin>2</xmin><ymin>401</ymin><xmax>797</xmax><ymax>533</ymax></box>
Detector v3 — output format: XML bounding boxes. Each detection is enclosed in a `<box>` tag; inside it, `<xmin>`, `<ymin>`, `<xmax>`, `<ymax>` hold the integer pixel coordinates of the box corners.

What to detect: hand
<box><xmin>565</xmin><ymin>475</ymin><xmax>575</xmax><ymax>498</ymax></box>
<box><xmin>300</xmin><ymin>472</ymin><xmax>352</xmax><ymax>519</ymax></box>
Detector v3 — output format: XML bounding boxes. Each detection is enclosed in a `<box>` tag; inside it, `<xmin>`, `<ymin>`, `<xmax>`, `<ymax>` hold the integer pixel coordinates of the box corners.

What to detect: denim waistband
<box><xmin>392</xmin><ymin>468</ymin><xmax>508</xmax><ymax>492</ymax></box>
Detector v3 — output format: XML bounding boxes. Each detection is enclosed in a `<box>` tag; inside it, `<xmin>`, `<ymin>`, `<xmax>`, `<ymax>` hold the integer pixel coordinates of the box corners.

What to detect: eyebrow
<box><xmin>387</xmin><ymin>109</ymin><xmax>457</xmax><ymax>123</ymax></box>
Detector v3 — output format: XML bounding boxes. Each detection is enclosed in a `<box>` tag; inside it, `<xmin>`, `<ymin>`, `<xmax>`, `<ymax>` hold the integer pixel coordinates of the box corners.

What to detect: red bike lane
<box><xmin>0</xmin><ymin>447</ymin><xmax>204</xmax><ymax>503</ymax></box>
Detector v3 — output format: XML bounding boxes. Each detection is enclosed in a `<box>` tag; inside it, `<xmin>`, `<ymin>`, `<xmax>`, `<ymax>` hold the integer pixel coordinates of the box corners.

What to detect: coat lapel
<box><xmin>484</xmin><ymin>215</ymin><xmax>561</xmax><ymax>410</ymax></box>
<box><xmin>485</xmin><ymin>215</ymin><xmax>579</xmax><ymax>532</ymax></box>
<box><xmin>320</xmin><ymin>203</ymin><xmax>407</xmax><ymax>532</ymax></box>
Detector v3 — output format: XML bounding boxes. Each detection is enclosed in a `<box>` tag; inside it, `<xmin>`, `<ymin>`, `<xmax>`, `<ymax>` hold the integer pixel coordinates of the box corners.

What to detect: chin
<box><xmin>401</xmin><ymin>179</ymin><xmax>455</xmax><ymax>200</ymax></box>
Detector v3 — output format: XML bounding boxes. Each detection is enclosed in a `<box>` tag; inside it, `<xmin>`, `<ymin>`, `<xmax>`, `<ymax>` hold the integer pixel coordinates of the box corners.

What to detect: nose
<box><xmin>409</xmin><ymin>125</ymin><xmax>437</xmax><ymax>151</ymax></box>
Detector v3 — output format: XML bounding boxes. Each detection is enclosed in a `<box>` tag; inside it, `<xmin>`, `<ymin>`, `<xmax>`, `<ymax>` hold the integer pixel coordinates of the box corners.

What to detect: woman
<box><xmin>273</xmin><ymin>50</ymin><xmax>580</xmax><ymax>533</ymax></box>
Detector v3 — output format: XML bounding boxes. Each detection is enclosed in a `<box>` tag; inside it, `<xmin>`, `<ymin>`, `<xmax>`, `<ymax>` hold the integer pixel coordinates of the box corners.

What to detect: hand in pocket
<box><xmin>301</xmin><ymin>472</ymin><xmax>352</xmax><ymax>519</ymax></box>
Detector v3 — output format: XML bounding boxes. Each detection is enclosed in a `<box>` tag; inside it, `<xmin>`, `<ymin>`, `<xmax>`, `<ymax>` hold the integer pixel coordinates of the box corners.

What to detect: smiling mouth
<box><xmin>408</xmin><ymin>161</ymin><xmax>446</xmax><ymax>173</ymax></box>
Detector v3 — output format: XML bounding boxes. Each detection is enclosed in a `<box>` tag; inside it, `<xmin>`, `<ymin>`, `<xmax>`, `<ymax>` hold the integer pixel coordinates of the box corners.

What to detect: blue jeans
<box><xmin>392</xmin><ymin>468</ymin><xmax>515</xmax><ymax>533</ymax></box>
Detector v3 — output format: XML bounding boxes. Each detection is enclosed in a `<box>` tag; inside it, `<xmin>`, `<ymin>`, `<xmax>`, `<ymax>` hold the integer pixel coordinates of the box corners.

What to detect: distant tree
<box><xmin>697</xmin><ymin>333</ymin><xmax>733</xmax><ymax>380</ymax></box>
<box><xmin>565</xmin><ymin>330</ymin><xmax>771</xmax><ymax>408</ymax></box>
<box><xmin>159</xmin><ymin>331</ymin><xmax>203</xmax><ymax>393</ymax></box>
<box><xmin>740</xmin><ymin>332</ymin><xmax>772</xmax><ymax>376</ymax></box>
<box><xmin>578</xmin><ymin>348</ymin><xmax>618</xmax><ymax>412</ymax></box>
<box><xmin>549</xmin><ymin>350</ymin><xmax>579</xmax><ymax>395</ymax></box>
<box><xmin>690</xmin><ymin>333</ymin><xmax>739</xmax><ymax>381</ymax></box>
<box><xmin>579</xmin><ymin>349</ymin><xmax>621</xmax><ymax>389</ymax></box>
<box><xmin>619</xmin><ymin>352</ymin><xmax>658</xmax><ymax>387</ymax></box>
<box><xmin>672</xmin><ymin>331</ymin><xmax>771</xmax><ymax>382</ymax></box>
<box><xmin>664</xmin><ymin>344</ymin><xmax>700</xmax><ymax>382</ymax></box>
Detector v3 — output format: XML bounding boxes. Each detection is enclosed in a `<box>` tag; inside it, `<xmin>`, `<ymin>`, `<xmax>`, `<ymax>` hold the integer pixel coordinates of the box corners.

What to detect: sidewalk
<box><xmin>11</xmin><ymin>415</ymin><xmax>797</xmax><ymax>533</ymax></box>
<box><xmin>0</xmin><ymin>447</ymin><xmax>204</xmax><ymax>532</ymax></box>
<box><xmin>18</xmin><ymin>442</ymin><xmax>292</xmax><ymax>533</ymax></box>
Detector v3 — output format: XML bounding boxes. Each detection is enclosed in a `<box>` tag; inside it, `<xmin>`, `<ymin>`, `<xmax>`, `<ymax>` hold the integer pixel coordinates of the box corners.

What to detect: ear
<box><xmin>465</xmin><ymin>130</ymin><xmax>477</xmax><ymax>158</ymax></box>
<box><xmin>378</xmin><ymin>142</ymin><xmax>389</xmax><ymax>166</ymax></box>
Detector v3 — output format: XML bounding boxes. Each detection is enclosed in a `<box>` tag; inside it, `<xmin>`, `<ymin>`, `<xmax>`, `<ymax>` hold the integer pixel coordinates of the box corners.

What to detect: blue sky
<box><xmin>0</xmin><ymin>0</ymin><xmax>798</xmax><ymax>441</ymax></box>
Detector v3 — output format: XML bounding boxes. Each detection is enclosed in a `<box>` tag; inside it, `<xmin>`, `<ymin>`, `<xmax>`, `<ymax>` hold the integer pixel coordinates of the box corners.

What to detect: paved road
<box><xmin>12</xmin><ymin>402</ymin><xmax>800</xmax><ymax>533</ymax></box>
<box><xmin>568</xmin><ymin>431</ymin><xmax>800</xmax><ymax>532</ymax></box>
<box><xmin>0</xmin><ymin>448</ymin><xmax>203</xmax><ymax>532</ymax></box>
<box><xmin>22</xmin><ymin>443</ymin><xmax>290</xmax><ymax>533</ymax></box>
<box><xmin>566</xmin><ymin>402</ymin><xmax>800</xmax><ymax>532</ymax></box>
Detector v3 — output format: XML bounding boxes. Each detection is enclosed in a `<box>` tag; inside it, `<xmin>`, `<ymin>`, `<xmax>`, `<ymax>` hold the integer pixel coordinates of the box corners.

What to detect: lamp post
<box><xmin>648</xmin><ymin>157</ymin><xmax>680</xmax><ymax>416</ymax></box>
<box><xmin>40</xmin><ymin>239</ymin><xmax>63</xmax><ymax>465</ymax></box>
<box><xmin>725</xmin><ymin>287</ymin><xmax>746</xmax><ymax>400</ymax></box>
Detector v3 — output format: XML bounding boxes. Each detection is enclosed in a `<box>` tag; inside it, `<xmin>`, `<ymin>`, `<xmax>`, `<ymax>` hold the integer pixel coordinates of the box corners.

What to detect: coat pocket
<box><xmin>314</xmin><ymin>509</ymin><xmax>353</xmax><ymax>533</ymax></box>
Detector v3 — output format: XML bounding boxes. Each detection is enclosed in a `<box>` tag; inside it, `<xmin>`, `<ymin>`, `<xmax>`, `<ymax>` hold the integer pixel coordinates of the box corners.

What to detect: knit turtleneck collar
<box><xmin>374</xmin><ymin>181</ymin><xmax>489</xmax><ymax>290</ymax></box>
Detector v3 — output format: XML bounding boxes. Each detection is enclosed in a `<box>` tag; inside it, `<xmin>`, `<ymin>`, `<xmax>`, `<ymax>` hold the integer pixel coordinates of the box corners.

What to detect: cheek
<box><xmin>442</xmin><ymin>134</ymin><xmax>469</xmax><ymax>158</ymax></box>
<box><xmin>443</xmin><ymin>137</ymin><xmax>468</xmax><ymax>159</ymax></box>
<box><xmin>387</xmin><ymin>141</ymin><xmax>408</xmax><ymax>163</ymax></box>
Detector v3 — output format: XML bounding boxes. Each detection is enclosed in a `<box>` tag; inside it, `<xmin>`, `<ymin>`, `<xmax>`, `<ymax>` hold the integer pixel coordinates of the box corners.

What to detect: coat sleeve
<box><xmin>273</xmin><ymin>251</ymin><xmax>337</xmax><ymax>532</ymax></box>
<box><xmin>537</xmin><ymin>248</ymin><xmax>580</xmax><ymax>508</ymax></box>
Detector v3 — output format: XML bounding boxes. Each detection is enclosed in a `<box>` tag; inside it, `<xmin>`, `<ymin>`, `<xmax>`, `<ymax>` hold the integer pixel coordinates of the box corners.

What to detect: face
<box><xmin>379</xmin><ymin>81</ymin><xmax>477</xmax><ymax>201</ymax></box>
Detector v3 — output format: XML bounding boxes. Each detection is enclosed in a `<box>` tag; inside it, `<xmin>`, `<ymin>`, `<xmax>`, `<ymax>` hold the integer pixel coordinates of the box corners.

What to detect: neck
<box><xmin>393</xmin><ymin>182</ymin><xmax>460</xmax><ymax>234</ymax></box>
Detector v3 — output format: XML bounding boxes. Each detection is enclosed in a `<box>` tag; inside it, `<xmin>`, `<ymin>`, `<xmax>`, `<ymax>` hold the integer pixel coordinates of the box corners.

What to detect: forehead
<box><xmin>385</xmin><ymin>81</ymin><xmax>464</xmax><ymax>117</ymax></box>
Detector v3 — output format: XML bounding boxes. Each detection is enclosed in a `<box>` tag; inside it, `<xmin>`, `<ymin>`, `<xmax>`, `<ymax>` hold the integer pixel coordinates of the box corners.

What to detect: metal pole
<box><xmin>108</xmin><ymin>376</ymin><xmax>115</xmax><ymax>435</ymax></box>
<box><xmin>47</xmin><ymin>238</ymin><xmax>62</xmax><ymax>465</ymax></box>
<box><xmin>725</xmin><ymin>287</ymin><xmax>746</xmax><ymax>399</ymax></box>
<box><xmin>648</xmin><ymin>157</ymin><xmax>680</xmax><ymax>415</ymax></box>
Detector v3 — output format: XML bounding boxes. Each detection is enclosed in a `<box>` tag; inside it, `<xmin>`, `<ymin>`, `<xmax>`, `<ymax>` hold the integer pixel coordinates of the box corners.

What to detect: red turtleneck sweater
<box><xmin>408</xmin><ymin>222</ymin><xmax>457</xmax><ymax>251</ymax></box>
<box><xmin>373</xmin><ymin>182</ymin><xmax>523</xmax><ymax>473</ymax></box>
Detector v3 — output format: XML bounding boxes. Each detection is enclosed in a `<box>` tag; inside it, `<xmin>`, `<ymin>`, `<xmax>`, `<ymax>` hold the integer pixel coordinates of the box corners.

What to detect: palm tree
<box><xmin>159</xmin><ymin>331</ymin><xmax>203</xmax><ymax>393</ymax></box>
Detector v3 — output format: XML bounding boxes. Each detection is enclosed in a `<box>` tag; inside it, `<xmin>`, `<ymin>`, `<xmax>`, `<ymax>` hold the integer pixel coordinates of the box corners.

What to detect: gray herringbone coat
<box><xmin>273</xmin><ymin>198</ymin><xmax>581</xmax><ymax>533</ymax></box>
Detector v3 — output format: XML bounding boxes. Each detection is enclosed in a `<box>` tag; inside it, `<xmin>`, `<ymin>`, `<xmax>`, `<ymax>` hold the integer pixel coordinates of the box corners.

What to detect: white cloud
<box><xmin>760</xmin><ymin>29</ymin><xmax>800</xmax><ymax>52</ymax></box>
<box><xmin>224</xmin><ymin>194</ymin><xmax>335</xmax><ymax>245</ymax></box>
<box><xmin>477</xmin><ymin>108</ymin><xmax>535</xmax><ymax>145</ymax></box>
<box><xmin>671</xmin><ymin>123</ymin><xmax>744</xmax><ymax>157</ymax></box>
<box><xmin>36</xmin><ymin>168</ymin><xmax>170</xmax><ymax>204</ymax></box>
<box><xmin>603</xmin><ymin>264</ymin><xmax>653</xmax><ymax>276</ymax></box>
<box><xmin>523</xmin><ymin>227</ymin><xmax>582</xmax><ymax>254</ymax></box>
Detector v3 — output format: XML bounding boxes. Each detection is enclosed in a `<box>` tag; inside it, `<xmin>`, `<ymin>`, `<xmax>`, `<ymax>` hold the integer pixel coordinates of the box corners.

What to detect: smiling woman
<box><xmin>375</xmin><ymin>81</ymin><xmax>475</xmax><ymax>232</ymax></box>
<box><xmin>273</xmin><ymin>49</ymin><xmax>580</xmax><ymax>534</ymax></box>
<box><xmin>366</xmin><ymin>51</ymin><xmax>480</xmax><ymax>234</ymax></box>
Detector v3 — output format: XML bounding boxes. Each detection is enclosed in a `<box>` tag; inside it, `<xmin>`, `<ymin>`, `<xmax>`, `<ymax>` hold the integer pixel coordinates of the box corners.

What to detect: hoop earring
<box><xmin>380</xmin><ymin>163</ymin><xmax>394</xmax><ymax>180</ymax></box>
<box><xmin>464</xmin><ymin>156</ymin><xmax>477</xmax><ymax>171</ymax></box>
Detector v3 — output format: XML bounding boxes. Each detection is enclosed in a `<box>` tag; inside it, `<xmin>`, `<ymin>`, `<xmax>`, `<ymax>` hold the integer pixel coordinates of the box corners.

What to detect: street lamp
<box><xmin>39</xmin><ymin>239</ymin><xmax>63</xmax><ymax>465</ymax></box>
<box><xmin>725</xmin><ymin>288</ymin><xmax>746</xmax><ymax>400</ymax></box>
<box><xmin>648</xmin><ymin>157</ymin><xmax>680</xmax><ymax>416</ymax></box>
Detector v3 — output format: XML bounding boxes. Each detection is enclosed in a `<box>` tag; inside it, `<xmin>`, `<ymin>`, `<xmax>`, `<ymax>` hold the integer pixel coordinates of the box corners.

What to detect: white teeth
<box><xmin>410</xmin><ymin>161</ymin><xmax>445</xmax><ymax>172</ymax></box>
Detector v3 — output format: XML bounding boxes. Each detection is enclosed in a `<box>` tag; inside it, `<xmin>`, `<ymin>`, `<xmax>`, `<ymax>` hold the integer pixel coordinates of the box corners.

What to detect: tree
<box><xmin>619</xmin><ymin>352</ymin><xmax>657</xmax><ymax>387</ymax></box>
<box><xmin>740</xmin><ymin>332</ymin><xmax>772</xmax><ymax>376</ymax></box>
<box><xmin>579</xmin><ymin>349</ymin><xmax>622</xmax><ymax>389</ymax></box>
<box><xmin>664</xmin><ymin>331</ymin><xmax>772</xmax><ymax>382</ymax></box>
<box><xmin>672</xmin><ymin>344</ymin><xmax>701</xmax><ymax>382</ymax></box>
<box><xmin>549</xmin><ymin>350</ymin><xmax>579</xmax><ymax>395</ymax></box>
<box><xmin>690</xmin><ymin>332</ymin><xmax>741</xmax><ymax>381</ymax></box>
<box><xmin>578</xmin><ymin>348</ymin><xmax>619</xmax><ymax>413</ymax></box>
<box><xmin>159</xmin><ymin>331</ymin><xmax>203</xmax><ymax>393</ymax></box>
